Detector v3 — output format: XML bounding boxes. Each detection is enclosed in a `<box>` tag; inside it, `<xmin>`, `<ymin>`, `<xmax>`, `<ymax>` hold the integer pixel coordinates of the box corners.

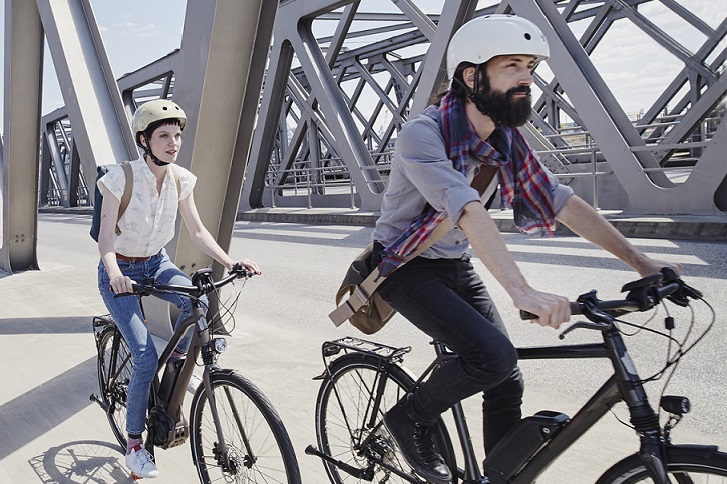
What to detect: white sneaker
<box><xmin>126</xmin><ymin>445</ymin><xmax>160</xmax><ymax>479</ymax></box>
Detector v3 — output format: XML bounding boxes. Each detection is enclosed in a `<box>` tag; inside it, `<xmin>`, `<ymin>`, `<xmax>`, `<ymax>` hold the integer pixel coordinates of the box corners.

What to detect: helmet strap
<box><xmin>148</xmin><ymin>152</ymin><xmax>170</xmax><ymax>167</ymax></box>
<box><xmin>469</xmin><ymin>65</ymin><xmax>503</xmax><ymax>127</ymax></box>
<box><xmin>454</xmin><ymin>65</ymin><xmax>500</xmax><ymax>126</ymax></box>
<box><xmin>139</xmin><ymin>131</ymin><xmax>170</xmax><ymax>167</ymax></box>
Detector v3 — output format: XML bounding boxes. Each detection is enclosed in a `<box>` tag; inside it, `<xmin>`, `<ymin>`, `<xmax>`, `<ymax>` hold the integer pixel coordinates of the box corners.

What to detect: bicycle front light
<box><xmin>661</xmin><ymin>395</ymin><xmax>690</xmax><ymax>416</ymax></box>
<box><xmin>213</xmin><ymin>338</ymin><xmax>227</xmax><ymax>354</ymax></box>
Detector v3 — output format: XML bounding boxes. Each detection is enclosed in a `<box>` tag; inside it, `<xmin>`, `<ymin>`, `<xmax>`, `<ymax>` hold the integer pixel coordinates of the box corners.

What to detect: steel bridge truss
<box><xmin>3</xmin><ymin>0</ymin><xmax>726</xmax><ymax>273</ymax></box>
<box><xmin>33</xmin><ymin>0</ymin><xmax>727</xmax><ymax>215</ymax></box>
<box><xmin>238</xmin><ymin>0</ymin><xmax>727</xmax><ymax>214</ymax></box>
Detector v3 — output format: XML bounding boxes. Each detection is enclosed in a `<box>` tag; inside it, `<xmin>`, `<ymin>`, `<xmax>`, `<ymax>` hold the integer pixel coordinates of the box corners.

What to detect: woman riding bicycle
<box><xmin>96</xmin><ymin>99</ymin><xmax>261</xmax><ymax>479</ymax></box>
<box><xmin>372</xmin><ymin>14</ymin><xmax>681</xmax><ymax>484</ymax></box>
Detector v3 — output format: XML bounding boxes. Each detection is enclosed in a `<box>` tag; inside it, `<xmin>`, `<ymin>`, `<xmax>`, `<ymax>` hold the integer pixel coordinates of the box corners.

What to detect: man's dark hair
<box><xmin>429</xmin><ymin>62</ymin><xmax>489</xmax><ymax>106</ymax></box>
<box><xmin>428</xmin><ymin>61</ymin><xmax>532</xmax><ymax>127</ymax></box>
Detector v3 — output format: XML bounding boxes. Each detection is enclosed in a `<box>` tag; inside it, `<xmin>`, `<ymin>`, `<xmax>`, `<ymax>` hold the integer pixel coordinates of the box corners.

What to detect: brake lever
<box><xmin>559</xmin><ymin>320</ymin><xmax>613</xmax><ymax>340</ymax></box>
<box><xmin>230</xmin><ymin>263</ymin><xmax>254</xmax><ymax>278</ymax></box>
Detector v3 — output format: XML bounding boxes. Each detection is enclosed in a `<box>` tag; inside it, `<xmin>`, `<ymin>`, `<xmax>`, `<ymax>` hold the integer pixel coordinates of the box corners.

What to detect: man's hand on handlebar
<box><xmin>634</xmin><ymin>255</ymin><xmax>682</xmax><ymax>279</ymax></box>
<box><xmin>512</xmin><ymin>288</ymin><xmax>572</xmax><ymax>329</ymax></box>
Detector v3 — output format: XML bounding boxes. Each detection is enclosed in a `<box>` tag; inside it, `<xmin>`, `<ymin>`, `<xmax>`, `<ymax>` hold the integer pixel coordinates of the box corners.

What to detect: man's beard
<box><xmin>472</xmin><ymin>86</ymin><xmax>533</xmax><ymax>128</ymax></box>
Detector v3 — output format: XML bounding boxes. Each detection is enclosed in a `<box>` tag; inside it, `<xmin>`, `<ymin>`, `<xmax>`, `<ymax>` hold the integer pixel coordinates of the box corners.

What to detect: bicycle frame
<box><xmin>437</xmin><ymin>323</ymin><xmax>671</xmax><ymax>484</ymax></box>
<box><xmin>97</xmin><ymin>296</ymin><xmax>251</xmax><ymax>468</ymax></box>
<box><xmin>320</xmin><ymin>327</ymin><xmax>675</xmax><ymax>484</ymax></box>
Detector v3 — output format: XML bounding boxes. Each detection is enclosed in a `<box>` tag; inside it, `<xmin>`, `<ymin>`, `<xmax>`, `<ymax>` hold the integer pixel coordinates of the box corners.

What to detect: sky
<box><xmin>0</xmin><ymin>0</ymin><xmax>725</xmax><ymax>133</ymax></box>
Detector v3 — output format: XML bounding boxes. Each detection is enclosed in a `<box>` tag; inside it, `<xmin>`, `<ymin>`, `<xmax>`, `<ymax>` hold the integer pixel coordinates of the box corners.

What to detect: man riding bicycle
<box><xmin>96</xmin><ymin>99</ymin><xmax>261</xmax><ymax>479</ymax></box>
<box><xmin>371</xmin><ymin>14</ymin><xmax>681</xmax><ymax>484</ymax></box>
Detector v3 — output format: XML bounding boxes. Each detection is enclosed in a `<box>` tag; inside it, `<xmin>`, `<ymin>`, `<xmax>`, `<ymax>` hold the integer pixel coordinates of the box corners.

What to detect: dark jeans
<box><xmin>374</xmin><ymin>246</ymin><xmax>524</xmax><ymax>453</ymax></box>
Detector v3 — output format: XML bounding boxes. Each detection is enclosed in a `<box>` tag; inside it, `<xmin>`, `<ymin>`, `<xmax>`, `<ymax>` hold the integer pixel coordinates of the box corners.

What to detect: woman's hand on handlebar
<box><xmin>109</xmin><ymin>274</ymin><xmax>136</xmax><ymax>294</ymax></box>
<box><xmin>230</xmin><ymin>258</ymin><xmax>262</xmax><ymax>276</ymax></box>
<box><xmin>512</xmin><ymin>288</ymin><xmax>572</xmax><ymax>329</ymax></box>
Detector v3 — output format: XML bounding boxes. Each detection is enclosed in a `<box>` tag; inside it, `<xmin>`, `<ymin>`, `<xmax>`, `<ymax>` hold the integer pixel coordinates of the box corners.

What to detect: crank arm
<box><xmin>305</xmin><ymin>445</ymin><xmax>374</xmax><ymax>480</ymax></box>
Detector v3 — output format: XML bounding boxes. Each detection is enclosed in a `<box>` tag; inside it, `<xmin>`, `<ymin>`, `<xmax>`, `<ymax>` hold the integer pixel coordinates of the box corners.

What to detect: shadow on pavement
<box><xmin>0</xmin><ymin>356</ymin><xmax>98</xmax><ymax>461</ymax></box>
<box><xmin>28</xmin><ymin>440</ymin><xmax>127</xmax><ymax>483</ymax></box>
<box><xmin>0</xmin><ymin>316</ymin><xmax>91</xmax><ymax>336</ymax></box>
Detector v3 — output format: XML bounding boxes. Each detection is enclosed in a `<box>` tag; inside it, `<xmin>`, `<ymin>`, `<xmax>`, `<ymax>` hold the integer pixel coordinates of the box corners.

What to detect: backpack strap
<box><xmin>118</xmin><ymin>162</ymin><xmax>133</xmax><ymax>219</ymax></box>
<box><xmin>170</xmin><ymin>164</ymin><xmax>181</xmax><ymax>197</ymax></box>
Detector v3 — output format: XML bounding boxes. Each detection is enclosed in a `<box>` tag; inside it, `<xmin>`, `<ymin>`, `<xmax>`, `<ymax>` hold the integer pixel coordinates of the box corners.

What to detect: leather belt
<box><xmin>116</xmin><ymin>253</ymin><xmax>151</xmax><ymax>263</ymax></box>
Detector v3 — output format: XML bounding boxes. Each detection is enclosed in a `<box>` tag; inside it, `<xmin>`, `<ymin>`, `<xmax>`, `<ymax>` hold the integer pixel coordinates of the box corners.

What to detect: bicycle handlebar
<box><xmin>115</xmin><ymin>263</ymin><xmax>255</xmax><ymax>299</ymax></box>
<box><xmin>519</xmin><ymin>268</ymin><xmax>702</xmax><ymax>336</ymax></box>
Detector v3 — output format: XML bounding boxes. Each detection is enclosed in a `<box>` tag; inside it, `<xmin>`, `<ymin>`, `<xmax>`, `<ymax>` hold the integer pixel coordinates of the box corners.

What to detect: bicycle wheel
<box><xmin>597</xmin><ymin>445</ymin><xmax>727</xmax><ymax>483</ymax></box>
<box><xmin>315</xmin><ymin>353</ymin><xmax>457</xmax><ymax>484</ymax></box>
<box><xmin>189</xmin><ymin>370</ymin><xmax>301</xmax><ymax>484</ymax></box>
<box><xmin>96</xmin><ymin>326</ymin><xmax>132</xmax><ymax>451</ymax></box>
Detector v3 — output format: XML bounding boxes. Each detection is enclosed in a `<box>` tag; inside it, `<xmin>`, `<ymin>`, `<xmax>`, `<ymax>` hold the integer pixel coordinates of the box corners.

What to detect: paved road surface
<box><xmin>0</xmin><ymin>213</ymin><xmax>725</xmax><ymax>483</ymax></box>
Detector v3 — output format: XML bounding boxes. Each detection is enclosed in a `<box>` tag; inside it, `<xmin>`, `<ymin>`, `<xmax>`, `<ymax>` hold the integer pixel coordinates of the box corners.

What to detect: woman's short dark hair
<box><xmin>139</xmin><ymin>118</ymin><xmax>182</xmax><ymax>145</ymax></box>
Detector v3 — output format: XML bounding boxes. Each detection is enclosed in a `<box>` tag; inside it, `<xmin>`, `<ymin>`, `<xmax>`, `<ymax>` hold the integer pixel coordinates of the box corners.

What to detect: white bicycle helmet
<box><xmin>132</xmin><ymin>99</ymin><xmax>187</xmax><ymax>144</ymax></box>
<box><xmin>446</xmin><ymin>14</ymin><xmax>550</xmax><ymax>78</ymax></box>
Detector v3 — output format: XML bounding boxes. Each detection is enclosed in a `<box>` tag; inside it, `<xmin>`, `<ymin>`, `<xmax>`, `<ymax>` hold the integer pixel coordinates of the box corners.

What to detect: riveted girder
<box><xmin>1</xmin><ymin>0</ymin><xmax>44</xmax><ymax>273</ymax></box>
<box><xmin>241</xmin><ymin>0</ymin><xmax>727</xmax><ymax>215</ymax></box>
<box><xmin>2</xmin><ymin>1</ymin><xmax>726</xmax><ymax>275</ymax></box>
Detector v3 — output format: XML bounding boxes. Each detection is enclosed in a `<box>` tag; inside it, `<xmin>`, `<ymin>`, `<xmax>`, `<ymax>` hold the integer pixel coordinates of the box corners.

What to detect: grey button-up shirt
<box><xmin>372</xmin><ymin>105</ymin><xmax>574</xmax><ymax>259</ymax></box>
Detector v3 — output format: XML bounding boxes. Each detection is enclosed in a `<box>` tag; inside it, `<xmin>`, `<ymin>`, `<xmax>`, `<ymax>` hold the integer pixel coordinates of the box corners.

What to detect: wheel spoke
<box><xmin>190</xmin><ymin>372</ymin><xmax>300</xmax><ymax>483</ymax></box>
<box><xmin>315</xmin><ymin>354</ymin><xmax>455</xmax><ymax>484</ymax></box>
<box><xmin>97</xmin><ymin>328</ymin><xmax>131</xmax><ymax>450</ymax></box>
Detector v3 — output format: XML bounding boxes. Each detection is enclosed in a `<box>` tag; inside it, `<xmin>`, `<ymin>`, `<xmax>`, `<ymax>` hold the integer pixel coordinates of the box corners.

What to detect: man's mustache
<box><xmin>508</xmin><ymin>86</ymin><xmax>531</xmax><ymax>96</ymax></box>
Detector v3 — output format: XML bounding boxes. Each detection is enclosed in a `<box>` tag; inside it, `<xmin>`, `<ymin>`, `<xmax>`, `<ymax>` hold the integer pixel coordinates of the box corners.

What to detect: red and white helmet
<box><xmin>446</xmin><ymin>14</ymin><xmax>550</xmax><ymax>78</ymax></box>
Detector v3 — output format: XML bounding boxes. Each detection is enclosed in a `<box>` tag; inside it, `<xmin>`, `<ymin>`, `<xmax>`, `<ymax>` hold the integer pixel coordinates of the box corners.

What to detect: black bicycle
<box><xmin>307</xmin><ymin>268</ymin><xmax>726</xmax><ymax>483</ymax></box>
<box><xmin>90</xmin><ymin>265</ymin><xmax>302</xmax><ymax>483</ymax></box>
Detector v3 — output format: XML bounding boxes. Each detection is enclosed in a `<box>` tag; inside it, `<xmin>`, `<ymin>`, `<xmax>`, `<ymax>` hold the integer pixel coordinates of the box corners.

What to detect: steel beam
<box><xmin>166</xmin><ymin>0</ymin><xmax>276</xmax><ymax>272</ymax></box>
<box><xmin>244</xmin><ymin>0</ymin><xmax>387</xmax><ymax>211</ymax></box>
<box><xmin>132</xmin><ymin>0</ymin><xmax>276</xmax><ymax>338</ymax></box>
<box><xmin>511</xmin><ymin>0</ymin><xmax>681</xmax><ymax>207</ymax></box>
<box><xmin>409</xmin><ymin>0</ymin><xmax>480</xmax><ymax>115</ymax></box>
<box><xmin>37</xmin><ymin>0</ymin><xmax>137</xmax><ymax>185</ymax></box>
<box><xmin>1</xmin><ymin>0</ymin><xmax>43</xmax><ymax>273</ymax></box>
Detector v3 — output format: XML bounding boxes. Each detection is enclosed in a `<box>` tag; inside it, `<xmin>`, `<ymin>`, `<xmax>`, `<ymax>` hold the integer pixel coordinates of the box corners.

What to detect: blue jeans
<box><xmin>375</xmin><ymin>247</ymin><xmax>524</xmax><ymax>453</ymax></box>
<box><xmin>97</xmin><ymin>249</ymin><xmax>202</xmax><ymax>436</ymax></box>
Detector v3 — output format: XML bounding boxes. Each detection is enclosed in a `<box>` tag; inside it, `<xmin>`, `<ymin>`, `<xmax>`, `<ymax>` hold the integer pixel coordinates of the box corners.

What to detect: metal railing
<box><xmin>258</xmin><ymin>117</ymin><xmax>720</xmax><ymax>212</ymax></box>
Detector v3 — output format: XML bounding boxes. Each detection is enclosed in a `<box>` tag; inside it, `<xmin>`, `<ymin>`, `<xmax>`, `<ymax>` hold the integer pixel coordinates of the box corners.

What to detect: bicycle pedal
<box><xmin>130</xmin><ymin>471</ymin><xmax>143</xmax><ymax>480</ymax></box>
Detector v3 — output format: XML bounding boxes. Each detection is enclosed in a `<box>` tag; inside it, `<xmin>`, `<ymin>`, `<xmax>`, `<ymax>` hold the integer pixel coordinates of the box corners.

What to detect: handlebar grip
<box><xmin>230</xmin><ymin>263</ymin><xmax>256</xmax><ymax>278</ymax></box>
<box><xmin>519</xmin><ymin>302</ymin><xmax>582</xmax><ymax>320</ymax></box>
<box><xmin>113</xmin><ymin>283</ymin><xmax>149</xmax><ymax>298</ymax></box>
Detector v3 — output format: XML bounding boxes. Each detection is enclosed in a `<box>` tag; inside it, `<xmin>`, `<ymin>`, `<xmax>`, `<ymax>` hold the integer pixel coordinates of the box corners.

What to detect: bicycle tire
<box><xmin>189</xmin><ymin>369</ymin><xmax>301</xmax><ymax>484</ymax></box>
<box><xmin>315</xmin><ymin>353</ymin><xmax>457</xmax><ymax>484</ymax></box>
<box><xmin>596</xmin><ymin>445</ymin><xmax>727</xmax><ymax>483</ymax></box>
<box><xmin>96</xmin><ymin>326</ymin><xmax>132</xmax><ymax>451</ymax></box>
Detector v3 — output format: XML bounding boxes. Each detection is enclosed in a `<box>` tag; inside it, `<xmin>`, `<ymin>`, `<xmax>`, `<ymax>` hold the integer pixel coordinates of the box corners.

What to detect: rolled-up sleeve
<box><xmin>97</xmin><ymin>165</ymin><xmax>125</xmax><ymax>201</ymax></box>
<box><xmin>540</xmin><ymin>160</ymin><xmax>574</xmax><ymax>214</ymax></box>
<box><xmin>396</xmin><ymin>117</ymin><xmax>480</xmax><ymax>227</ymax></box>
<box><xmin>175</xmin><ymin>166</ymin><xmax>197</xmax><ymax>200</ymax></box>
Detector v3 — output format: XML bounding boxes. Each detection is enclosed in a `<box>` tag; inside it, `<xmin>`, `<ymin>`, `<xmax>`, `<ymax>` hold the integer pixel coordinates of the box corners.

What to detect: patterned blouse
<box><xmin>98</xmin><ymin>157</ymin><xmax>197</xmax><ymax>257</ymax></box>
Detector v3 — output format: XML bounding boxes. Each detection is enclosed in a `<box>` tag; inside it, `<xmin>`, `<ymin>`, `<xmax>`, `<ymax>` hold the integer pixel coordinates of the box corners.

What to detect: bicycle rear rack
<box><xmin>93</xmin><ymin>314</ymin><xmax>115</xmax><ymax>332</ymax></box>
<box><xmin>321</xmin><ymin>336</ymin><xmax>411</xmax><ymax>363</ymax></box>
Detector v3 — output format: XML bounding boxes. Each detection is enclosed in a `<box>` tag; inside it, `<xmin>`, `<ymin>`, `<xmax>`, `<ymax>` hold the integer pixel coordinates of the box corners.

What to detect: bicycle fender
<box><xmin>596</xmin><ymin>444</ymin><xmax>722</xmax><ymax>484</ymax></box>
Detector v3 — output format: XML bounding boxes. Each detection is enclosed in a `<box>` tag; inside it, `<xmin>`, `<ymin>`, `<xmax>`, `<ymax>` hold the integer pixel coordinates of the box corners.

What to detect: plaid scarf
<box><xmin>378</xmin><ymin>91</ymin><xmax>555</xmax><ymax>277</ymax></box>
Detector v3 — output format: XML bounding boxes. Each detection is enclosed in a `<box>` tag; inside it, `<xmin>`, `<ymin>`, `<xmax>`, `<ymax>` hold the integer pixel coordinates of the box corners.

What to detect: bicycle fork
<box><xmin>606</xmin><ymin>329</ymin><xmax>671</xmax><ymax>483</ymax></box>
<box><xmin>193</xmin><ymin>308</ymin><xmax>257</xmax><ymax>473</ymax></box>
